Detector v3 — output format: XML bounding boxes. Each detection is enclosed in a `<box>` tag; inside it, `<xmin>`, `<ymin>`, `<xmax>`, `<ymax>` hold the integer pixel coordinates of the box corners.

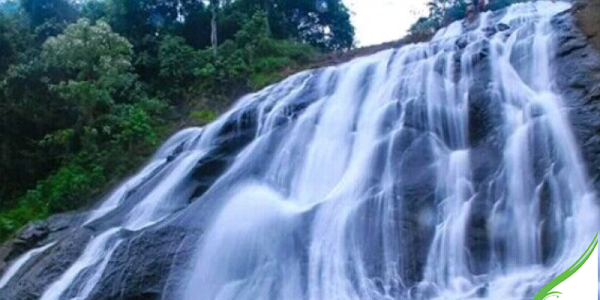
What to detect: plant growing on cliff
<box><xmin>0</xmin><ymin>0</ymin><xmax>339</xmax><ymax>242</ymax></box>
<box><xmin>409</xmin><ymin>0</ymin><xmax>529</xmax><ymax>34</ymax></box>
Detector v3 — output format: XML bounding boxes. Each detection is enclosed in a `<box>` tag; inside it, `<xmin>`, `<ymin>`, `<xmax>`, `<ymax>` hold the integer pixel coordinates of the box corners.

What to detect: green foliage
<box><xmin>190</xmin><ymin>109</ymin><xmax>218</xmax><ymax>124</ymax></box>
<box><xmin>40</xmin><ymin>19</ymin><xmax>142</xmax><ymax>154</ymax></box>
<box><xmin>81</xmin><ymin>0</ymin><xmax>110</xmax><ymax>22</ymax></box>
<box><xmin>157</xmin><ymin>11</ymin><xmax>316</xmax><ymax>99</ymax></box>
<box><xmin>221</xmin><ymin>11</ymin><xmax>315</xmax><ymax>90</ymax></box>
<box><xmin>0</xmin><ymin>160</ymin><xmax>105</xmax><ymax>240</ymax></box>
<box><xmin>230</xmin><ymin>0</ymin><xmax>354</xmax><ymax>51</ymax></box>
<box><xmin>20</xmin><ymin>0</ymin><xmax>78</xmax><ymax>42</ymax></box>
<box><xmin>1</xmin><ymin>58</ymin><xmax>70</xmax><ymax>203</ymax></box>
<box><xmin>0</xmin><ymin>201</ymin><xmax>48</xmax><ymax>241</ymax></box>
<box><xmin>110</xmin><ymin>102</ymin><xmax>161</xmax><ymax>148</ymax></box>
<box><xmin>0</xmin><ymin>15</ymin><xmax>166</xmax><ymax>240</ymax></box>
<box><xmin>410</xmin><ymin>0</ymin><xmax>528</xmax><ymax>34</ymax></box>
<box><xmin>31</xmin><ymin>161</ymin><xmax>106</xmax><ymax>212</ymax></box>
<box><xmin>41</xmin><ymin>19</ymin><xmax>134</xmax><ymax>83</ymax></box>
<box><xmin>158</xmin><ymin>35</ymin><xmax>203</xmax><ymax>102</ymax></box>
<box><xmin>0</xmin><ymin>9</ymin><xmax>31</xmax><ymax>77</ymax></box>
<box><xmin>103</xmin><ymin>0</ymin><xmax>353</xmax><ymax>52</ymax></box>
<box><xmin>0</xmin><ymin>0</ymin><xmax>323</xmax><ymax>242</ymax></box>
<box><xmin>20</xmin><ymin>0</ymin><xmax>78</xmax><ymax>28</ymax></box>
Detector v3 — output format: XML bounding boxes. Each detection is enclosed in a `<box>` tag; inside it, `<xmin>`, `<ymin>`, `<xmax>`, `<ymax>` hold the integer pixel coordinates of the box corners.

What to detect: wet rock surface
<box><xmin>0</xmin><ymin>212</ymin><xmax>84</xmax><ymax>274</ymax></box>
<box><xmin>2</xmin><ymin>230</ymin><xmax>92</xmax><ymax>300</ymax></box>
<box><xmin>553</xmin><ymin>10</ymin><xmax>600</xmax><ymax>195</ymax></box>
<box><xmin>86</xmin><ymin>226</ymin><xmax>201</xmax><ymax>300</ymax></box>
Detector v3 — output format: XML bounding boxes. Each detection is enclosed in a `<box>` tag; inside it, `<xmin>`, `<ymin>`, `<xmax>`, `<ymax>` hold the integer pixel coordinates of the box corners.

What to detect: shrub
<box><xmin>190</xmin><ymin>109</ymin><xmax>218</xmax><ymax>124</ymax></box>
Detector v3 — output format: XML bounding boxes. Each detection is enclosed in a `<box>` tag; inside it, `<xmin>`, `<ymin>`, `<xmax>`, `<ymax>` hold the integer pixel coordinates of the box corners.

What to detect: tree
<box><xmin>228</xmin><ymin>0</ymin><xmax>354</xmax><ymax>51</ymax></box>
<box><xmin>1</xmin><ymin>58</ymin><xmax>69</xmax><ymax>205</ymax></box>
<box><xmin>210</xmin><ymin>0</ymin><xmax>219</xmax><ymax>58</ymax></box>
<box><xmin>0</xmin><ymin>9</ymin><xmax>31</xmax><ymax>76</ymax></box>
<box><xmin>106</xmin><ymin>0</ymin><xmax>209</xmax><ymax>83</ymax></box>
<box><xmin>179</xmin><ymin>1</ymin><xmax>211</xmax><ymax>49</ymax></box>
<box><xmin>108</xmin><ymin>0</ymin><xmax>206</xmax><ymax>45</ymax></box>
<box><xmin>41</xmin><ymin>18</ymin><xmax>137</xmax><ymax>150</ymax></box>
<box><xmin>1</xmin><ymin>0</ymin><xmax>328</xmax><ymax>240</ymax></box>
<box><xmin>409</xmin><ymin>0</ymin><xmax>529</xmax><ymax>34</ymax></box>
<box><xmin>20</xmin><ymin>0</ymin><xmax>77</xmax><ymax>27</ymax></box>
<box><xmin>81</xmin><ymin>0</ymin><xmax>111</xmax><ymax>22</ymax></box>
<box><xmin>158</xmin><ymin>35</ymin><xmax>202</xmax><ymax>101</ymax></box>
<box><xmin>20</xmin><ymin>0</ymin><xmax>78</xmax><ymax>41</ymax></box>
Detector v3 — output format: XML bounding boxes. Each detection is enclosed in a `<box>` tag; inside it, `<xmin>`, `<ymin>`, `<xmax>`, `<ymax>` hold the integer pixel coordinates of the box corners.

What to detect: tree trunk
<box><xmin>210</xmin><ymin>0</ymin><xmax>219</xmax><ymax>59</ymax></box>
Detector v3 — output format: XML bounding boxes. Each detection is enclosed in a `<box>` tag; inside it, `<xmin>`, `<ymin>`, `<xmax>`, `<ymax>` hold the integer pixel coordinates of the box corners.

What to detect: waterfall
<box><xmin>1</xmin><ymin>1</ymin><xmax>599</xmax><ymax>299</ymax></box>
<box><xmin>180</xmin><ymin>2</ymin><xmax>598</xmax><ymax>299</ymax></box>
<box><xmin>0</xmin><ymin>242</ymin><xmax>56</xmax><ymax>290</ymax></box>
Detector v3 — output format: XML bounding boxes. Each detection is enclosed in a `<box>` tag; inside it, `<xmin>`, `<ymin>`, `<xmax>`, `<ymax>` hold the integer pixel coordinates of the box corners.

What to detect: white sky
<box><xmin>344</xmin><ymin>0</ymin><xmax>429</xmax><ymax>46</ymax></box>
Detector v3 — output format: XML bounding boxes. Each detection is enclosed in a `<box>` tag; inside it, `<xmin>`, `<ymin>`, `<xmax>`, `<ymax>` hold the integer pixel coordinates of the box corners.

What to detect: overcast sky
<box><xmin>344</xmin><ymin>0</ymin><xmax>429</xmax><ymax>46</ymax></box>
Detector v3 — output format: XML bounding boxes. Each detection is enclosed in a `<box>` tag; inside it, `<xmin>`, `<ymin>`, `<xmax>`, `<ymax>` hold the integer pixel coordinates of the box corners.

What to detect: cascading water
<box><xmin>182</xmin><ymin>2</ymin><xmax>599</xmax><ymax>299</ymax></box>
<box><xmin>1</xmin><ymin>1</ymin><xmax>599</xmax><ymax>299</ymax></box>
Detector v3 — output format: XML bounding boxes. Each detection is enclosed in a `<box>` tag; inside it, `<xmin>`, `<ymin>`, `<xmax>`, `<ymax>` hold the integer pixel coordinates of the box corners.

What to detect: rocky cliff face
<box><xmin>0</xmin><ymin>116</ymin><xmax>259</xmax><ymax>299</ymax></box>
<box><xmin>1</xmin><ymin>5</ymin><xmax>600</xmax><ymax>300</ymax></box>
<box><xmin>554</xmin><ymin>4</ymin><xmax>600</xmax><ymax>195</ymax></box>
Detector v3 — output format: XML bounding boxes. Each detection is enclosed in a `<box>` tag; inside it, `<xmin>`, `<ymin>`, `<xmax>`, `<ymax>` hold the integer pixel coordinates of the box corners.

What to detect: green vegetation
<box><xmin>0</xmin><ymin>0</ymin><xmax>354</xmax><ymax>241</ymax></box>
<box><xmin>409</xmin><ymin>0</ymin><xmax>528</xmax><ymax>34</ymax></box>
<box><xmin>190</xmin><ymin>109</ymin><xmax>218</xmax><ymax>124</ymax></box>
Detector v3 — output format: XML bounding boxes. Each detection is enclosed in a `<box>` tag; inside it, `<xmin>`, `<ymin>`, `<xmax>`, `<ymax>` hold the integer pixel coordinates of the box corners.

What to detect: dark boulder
<box><xmin>86</xmin><ymin>226</ymin><xmax>200</xmax><ymax>300</ymax></box>
<box><xmin>496</xmin><ymin>23</ymin><xmax>510</xmax><ymax>32</ymax></box>
<box><xmin>0</xmin><ymin>211</ymin><xmax>83</xmax><ymax>275</ymax></box>
<box><xmin>0</xmin><ymin>229</ymin><xmax>93</xmax><ymax>300</ymax></box>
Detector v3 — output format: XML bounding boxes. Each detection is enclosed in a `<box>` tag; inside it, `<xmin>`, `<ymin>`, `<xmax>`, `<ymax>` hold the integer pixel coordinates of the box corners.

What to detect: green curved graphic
<box><xmin>533</xmin><ymin>233</ymin><xmax>598</xmax><ymax>300</ymax></box>
<box><xmin>540</xmin><ymin>291</ymin><xmax>562</xmax><ymax>300</ymax></box>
